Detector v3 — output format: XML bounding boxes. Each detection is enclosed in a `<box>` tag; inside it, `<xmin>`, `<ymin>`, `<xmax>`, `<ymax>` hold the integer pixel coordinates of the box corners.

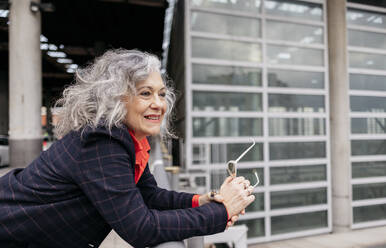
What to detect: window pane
<box><xmin>191</xmin><ymin>11</ymin><xmax>261</xmax><ymax>38</ymax></box>
<box><xmin>246</xmin><ymin>193</ymin><xmax>264</xmax><ymax>212</ymax></box>
<box><xmin>193</xmin><ymin>91</ymin><xmax>262</xmax><ymax>112</ymax></box>
<box><xmin>267</xmin><ymin>20</ymin><xmax>323</xmax><ymax>44</ymax></box>
<box><xmin>351</xmin><ymin>118</ymin><xmax>386</xmax><ymax>134</ymax></box>
<box><xmin>192</xmin><ymin>144</ymin><xmax>208</xmax><ymax>165</ymax></box>
<box><xmin>354</xmin><ymin>204</ymin><xmax>386</xmax><ymax>223</ymax></box>
<box><xmin>271</xmin><ymin>188</ymin><xmax>327</xmax><ymax>209</ymax></box>
<box><xmin>269</xmin><ymin>94</ymin><xmax>325</xmax><ymax>113</ymax></box>
<box><xmin>193</xmin><ymin>117</ymin><xmax>263</xmax><ymax>137</ymax></box>
<box><xmin>265</xmin><ymin>0</ymin><xmax>323</xmax><ymax>21</ymax></box>
<box><xmin>210</xmin><ymin>143</ymin><xmax>264</xmax><ymax>163</ymax></box>
<box><xmin>347</xmin><ymin>8</ymin><xmax>386</xmax><ymax>29</ymax></box>
<box><xmin>268</xmin><ymin>69</ymin><xmax>324</xmax><ymax>89</ymax></box>
<box><xmin>267</xmin><ymin>45</ymin><xmax>323</xmax><ymax>66</ymax></box>
<box><xmin>352</xmin><ymin>140</ymin><xmax>386</xmax><ymax>156</ymax></box>
<box><xmin>192</xmin><ymin>38</ymin><xmax>261</xmax><ymax>62</ymax></box>
<box><xmin>352</xmin><ymin>161</ymin><xmax>386</xmax><ymax>178</ymax></box>
<box><xmin>350</xmin><ymin>96</ymin><xmax>386</xmax><ymax>113</ymax></box>
<box><xmin>353</xmin><ymin>183</ymin><xmax>386</xmax><ymax>201</ymax></box>
<box><xmin>271</xmin><ymin>211</ymin><xmax>327</xmax><ymax>235</ymax></box>
<box><xmin>350</xmin><ymin>74</ymin><xmax>386</xmax><ymax>91</ymax></box>
<box><xmin>191</xmin><ymin>0</ymin><xmax>261</xmax><ymax>14</ymax></box>
<box><xmin>270</xmin><ymin>142</ymin><xmax>326</xmax><ymax>160</ymax></box>
<box><xmin>269</xmin><ymin>118</ymin><xmax>326</xmax><ymax>136</ymax></box>
<box><xmin>237</xmin><ymin>168</ymin><xmax>264</xmax><ymax>186</ymax></box>
<box><xmin>210</xmin><ymin>169</ymin><xmax>227</xmax><ymax>190</ymax></box>
<box><xmin>193</xmin><ymin>64</ymin><xmax>262</xmax><ymax>86</ymax></box>
<box><xmin>348</xmin><ymin>29</ymin><xmax>386</xmax><ymax>50</ymax></box>
<box><xmin>270</xmin><ymin>164</ymin><xmax>326</xmax><ymax>185</ymax></box>
<box><xmin>349</xmin><ymin>52</ymin><xmax>386</xmax><ymax>70</ymax></box>
<box><xmin>236</xmin><ymin>218</ymin><xmax>265</xmax><ymax>238</ymax></box>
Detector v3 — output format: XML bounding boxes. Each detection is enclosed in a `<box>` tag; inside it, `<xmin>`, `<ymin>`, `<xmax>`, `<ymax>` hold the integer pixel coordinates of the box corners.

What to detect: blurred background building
<box><xmin>0</xmin><ymin>0</ymin><xmax>386</xmax><ymax>246</ymax></box>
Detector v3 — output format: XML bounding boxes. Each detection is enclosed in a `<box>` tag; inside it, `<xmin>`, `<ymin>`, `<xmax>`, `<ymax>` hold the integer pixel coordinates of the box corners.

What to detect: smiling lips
<box><xmin>144</xmin><ymin>114</ymin><xmax>162</xmax><ymax>122</ymax></box>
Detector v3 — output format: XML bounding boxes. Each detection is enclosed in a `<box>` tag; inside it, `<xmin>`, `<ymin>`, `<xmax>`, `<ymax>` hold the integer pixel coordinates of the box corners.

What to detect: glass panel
<box><xmin>210</xmin><ymin>143</ymin><xmax>264</xmax><ymax>164</ymax></box>
<box><xmin>192</xmin><ymin>64</ymin><xmax>262</xmax><ymax>86</ymax></box>
<box><xmin>238</xmin><ymin>168</ymin><xmax>264</xmax><ymax>186</ymax></box>
<box><xmin>191</xmin><ymin>0</ymin><xmax>261</xmax><ymax>14</ymax></box>
<box><xmin>193</xmin><ymin>117</ymin><xmax>263</xmax><ymax>137</ymax></box>
<box><xmin>267</xmin><ymin>20</ymin><xmax>323</xmax><ymax>44</ymax></box>
<box><xmin>265</xmin><ymin>0</ymin><xmax>323</xmax><ymax>21</ymax></box>
<box><xmin>268</xmin><ymin>94</ymin><xmax>325</xmax><ymax>113</ymax></box>
<box><xmin>350</xmin><ymin>96</ymin><xmax>386</xmax><ymax>113</ymax></box>
<box><xmin>270</xmin><ymin>142</ymin><xmax>326</xmax><ymax>160</ymax></box>
<box><xmin>192</xmin><ymin>142</ymin><xmax>264</xmax><ymax>165</ymax></box>
<box><xmin>351</xmin><ymin>118</ymin><xmax>386</xmax><ymax>134</ymax></box>
<box><xmin>191</xmin><ymin>11</ymin><xmax>261</xmax><ymax>38</ymax></box>
<box><xmin>350</xmin><ymin>74</ymin><xmax>386</xmax><ymax>91</ymax></box>
<box><xmin>354</xmin><ymin>204</ymin><xmax>386</xmax><ymax>223</ymax></box>
<box><xmin>246</xmin><ymin>193</ymin><xmax>264</xmax><ymax>212</ymax></box>
<box><xmin>192</xmin><ymin>38</ymin><xmax>261</xmax><ymax>62</ymax></box>
<box><xmin>271</xmin><ymin>211</ymin><xmax>327</xmax><ymax>235</ymax></box>
<box><xmin>347</xmin><ymin>8</ymin><xmax>386</xmax><ymax>29</ymax></box>
<box><xmin>210</xmin><ymin>169</ymin><xmax>227</xmax><ymax>190</ymax></box>
<box><xmin>353</xmin><ymin>183</ymin><xmax>386</xmax><ymax>200</ymax></box>
<box><xmin>269</xmin><ymin>118</ymin><xmax>326</xmax><ymax>136</ymax></box>
<box><xmin>271</xmin><ymin>188</ymin><xmax>327</xmax><ymax>209</ymax></box>
<box><xmin>267</xmin><ymin>45</ymin><xmax>323</xmax><ymax>66</ymax></box>
<box><xmin>192</xmin><ymin>144</ymin><xmax>208</xmax><ymax>165</ymax></box>
<box><xmin>351</xmin><ymin>140</ymin><xmax>386</xmax><ymax>156</ymax></box>
<box><xmin>270</xmin><ymin>164</ymin><xmax>326</xmax><ymax>185</ymax></box>
<box><xmin>352</xmin><ymin>161</ymin><xmax>386</xmax><ymax>178</ymax></box>
<box><xmin>236</xmin><ymin>218</ymin><xmax>265</xmax><ymax>238</ymax></box>
<box><xmin>349</xmin><ymin>52</ymin><xmax>386</xmax><ymax>70</ymax></box>
<box><xmin>268</xmin><ymin>69</ymin><xmax>324</xmax><ymax>89</ymax></box>
<box><xmin>348</xmin><ymin>29</ymin><xmax>386</xmax><ymax>50</ymax></box>
<box><xmin>193</xmin><ymin>91</ymin><xmax>262</xmax><ymax>112</ymax></box>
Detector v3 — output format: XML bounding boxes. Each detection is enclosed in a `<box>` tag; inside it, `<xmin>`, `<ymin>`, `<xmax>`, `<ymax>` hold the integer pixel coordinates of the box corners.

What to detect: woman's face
<box><xmin>124</xmin><ymin>71</ymin><xmax>167</xmax><ymax>140</ymax></box>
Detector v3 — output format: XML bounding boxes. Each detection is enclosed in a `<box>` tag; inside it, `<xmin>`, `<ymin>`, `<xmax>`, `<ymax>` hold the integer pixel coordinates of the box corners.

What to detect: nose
<box><xmin>150</xmin><ymin>94</ymin><xmax>163</xmax><ymax>109</ymax></box>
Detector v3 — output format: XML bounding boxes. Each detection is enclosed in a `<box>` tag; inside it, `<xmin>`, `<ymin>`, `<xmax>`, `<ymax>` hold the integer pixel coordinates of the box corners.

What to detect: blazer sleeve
<box><xmin>136</xmin><ymin>165</ymin><xmax>195</xmax><ymax>210</ymax></box>
<box><xmin>75</xmin><ymin>132</ymin><xmax>227</xmax><ymax>248</ymax></box>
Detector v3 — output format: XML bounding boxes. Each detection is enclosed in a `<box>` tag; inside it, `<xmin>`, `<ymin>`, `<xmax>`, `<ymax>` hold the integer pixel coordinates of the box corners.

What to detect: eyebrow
<box><xmin>137</xmin><ymin>86</ymin><xmax>166</xmax><ymax>91</ymax></box>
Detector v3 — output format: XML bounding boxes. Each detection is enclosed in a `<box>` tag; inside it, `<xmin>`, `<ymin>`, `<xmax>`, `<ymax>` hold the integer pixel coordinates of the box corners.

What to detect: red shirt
<box><xmin>128</xmin><ymin>130</ymin><xmax>200</xmax><ymax>207</ymax></box>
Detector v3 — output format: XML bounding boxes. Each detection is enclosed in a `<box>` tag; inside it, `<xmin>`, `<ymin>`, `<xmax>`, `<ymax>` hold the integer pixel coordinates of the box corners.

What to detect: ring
<box><xmin>243</xmin><ymin>182</ymin><xmax>249</xmax><ymax>189</ymax></box>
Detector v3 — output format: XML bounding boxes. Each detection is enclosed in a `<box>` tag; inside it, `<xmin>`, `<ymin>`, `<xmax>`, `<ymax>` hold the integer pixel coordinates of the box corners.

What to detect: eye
<box><xmin>140</xmin><ymin>91</ymin><xmax>151</xmax><ymax>97</ymax></box>
<box><xmin>159</xmin><ymin>92</ymin><xmax>166</xmax><ymax>98</ymax></box>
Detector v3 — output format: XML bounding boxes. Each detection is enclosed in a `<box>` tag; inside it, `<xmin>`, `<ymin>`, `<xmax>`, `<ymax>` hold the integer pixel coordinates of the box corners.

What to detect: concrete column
<box><xmin>327</xmin><ymin>0</ymin><xmax>352</xmax><ymax>232</ymax></box>
<box><xmin>9</xmin><ymin>0</ymin><xmax>42</xmax><ymax>168</ymax></box>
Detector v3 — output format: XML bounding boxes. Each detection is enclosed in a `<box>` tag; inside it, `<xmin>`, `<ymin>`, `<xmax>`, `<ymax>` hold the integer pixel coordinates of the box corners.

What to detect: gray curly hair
<box><xmin>53</xmin><ymin>49</ymin><xmax>175</xmax><ymax>138</ymax></box>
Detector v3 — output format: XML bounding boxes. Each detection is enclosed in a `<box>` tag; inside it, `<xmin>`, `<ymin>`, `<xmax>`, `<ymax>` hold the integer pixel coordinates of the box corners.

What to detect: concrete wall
<box><xmin>0</xmin><ymin>70</ymin><xmax>8</xmax><ymax>135</ymax></box>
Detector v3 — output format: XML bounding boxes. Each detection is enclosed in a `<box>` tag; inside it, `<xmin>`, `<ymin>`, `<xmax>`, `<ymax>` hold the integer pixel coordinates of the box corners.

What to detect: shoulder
<box><xmin>63</xmin><ymin>125</ymin><xmax>135</xmax><ymax>156</ymax></box>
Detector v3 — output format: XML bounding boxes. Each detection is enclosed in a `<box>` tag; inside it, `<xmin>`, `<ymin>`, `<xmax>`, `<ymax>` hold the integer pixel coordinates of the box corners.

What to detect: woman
<box><xmin>0</xmin><ymin>49</ymin><xmax>255</xmax><ymax>248</ymax></box>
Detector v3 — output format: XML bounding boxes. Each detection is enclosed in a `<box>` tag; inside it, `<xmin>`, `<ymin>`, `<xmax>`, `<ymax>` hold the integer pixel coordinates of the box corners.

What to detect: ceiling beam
<box><xmin>99</xmin><ymin>0</ymin><xmax>166</xmax><ymax>8</ymax></box>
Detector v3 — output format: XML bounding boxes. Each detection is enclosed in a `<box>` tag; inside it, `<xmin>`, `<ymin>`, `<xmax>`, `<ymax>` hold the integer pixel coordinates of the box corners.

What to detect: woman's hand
<box><xmin>198</xmin><ymin>191</ymin><xmax>246</xmax><ymax>228</ymax></box>
<box><xmin>219</xmin><ymin>176</ymin><xmax>255</xmax><ymax>218</ymax></box>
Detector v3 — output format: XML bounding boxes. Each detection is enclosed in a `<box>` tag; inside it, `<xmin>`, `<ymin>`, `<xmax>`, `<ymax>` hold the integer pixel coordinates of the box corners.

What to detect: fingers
<box><xmin>226</xmin><ymin>215</ymin><xmax>239</xmax><ymax>228</ymax></box>
<box><xmin>246</xmin><ymin>185</ymin><xmax>254</xmax><ymax>195</ymax></box>
<box><xmin>246</xmin><ymin>194</ymin><xmax>256</xmax><ymax>206</ymax></box>
<box><xmin>241</xmin><ymin>209</ymin><xmax>245</xmax><ymax>215</ymax></box>
<box><xmin>224</xmin><ymin>176</ymin><xmax>233</xmax><ymax>184</ymax></box>
<box><xmin>232</xmin><ymin>176</ymin><xmax>245</xmax><ymax>184</ymax></box>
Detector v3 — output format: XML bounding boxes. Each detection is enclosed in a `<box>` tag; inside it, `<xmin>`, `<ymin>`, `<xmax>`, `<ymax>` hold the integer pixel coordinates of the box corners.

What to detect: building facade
<box><xmin>167</xmin><ymin>0</ymin><xmax>386</xmax><ymax>244</ymax></box>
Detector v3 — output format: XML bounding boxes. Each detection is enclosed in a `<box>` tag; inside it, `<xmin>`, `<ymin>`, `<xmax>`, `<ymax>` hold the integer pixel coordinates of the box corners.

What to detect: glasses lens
<box><xmin>227</xmin><ymin>161</ymin><xmax>236</xmax><ymax>177</ymax></box>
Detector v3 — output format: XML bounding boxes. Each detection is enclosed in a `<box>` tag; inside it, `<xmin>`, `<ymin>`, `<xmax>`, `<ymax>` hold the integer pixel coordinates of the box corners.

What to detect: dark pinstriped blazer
<box><xmin>0</xmin><ymin>125</ymin><xmax>227</xmax><ymax>248</ymax></box>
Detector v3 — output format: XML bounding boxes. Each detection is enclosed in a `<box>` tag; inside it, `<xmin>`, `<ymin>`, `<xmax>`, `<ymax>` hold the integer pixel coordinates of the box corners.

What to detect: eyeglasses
<box><xmin>226</xmin><ymin>139</ymin><xmax>260</xmax><ymax>188</ymax></box>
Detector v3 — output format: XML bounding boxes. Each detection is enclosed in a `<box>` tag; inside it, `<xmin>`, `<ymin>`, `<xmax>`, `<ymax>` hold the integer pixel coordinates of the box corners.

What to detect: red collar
<box><xmin>128</xmin><ymin>130</ymin><xmax>150</xmax><ymax>184</ymax></box>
